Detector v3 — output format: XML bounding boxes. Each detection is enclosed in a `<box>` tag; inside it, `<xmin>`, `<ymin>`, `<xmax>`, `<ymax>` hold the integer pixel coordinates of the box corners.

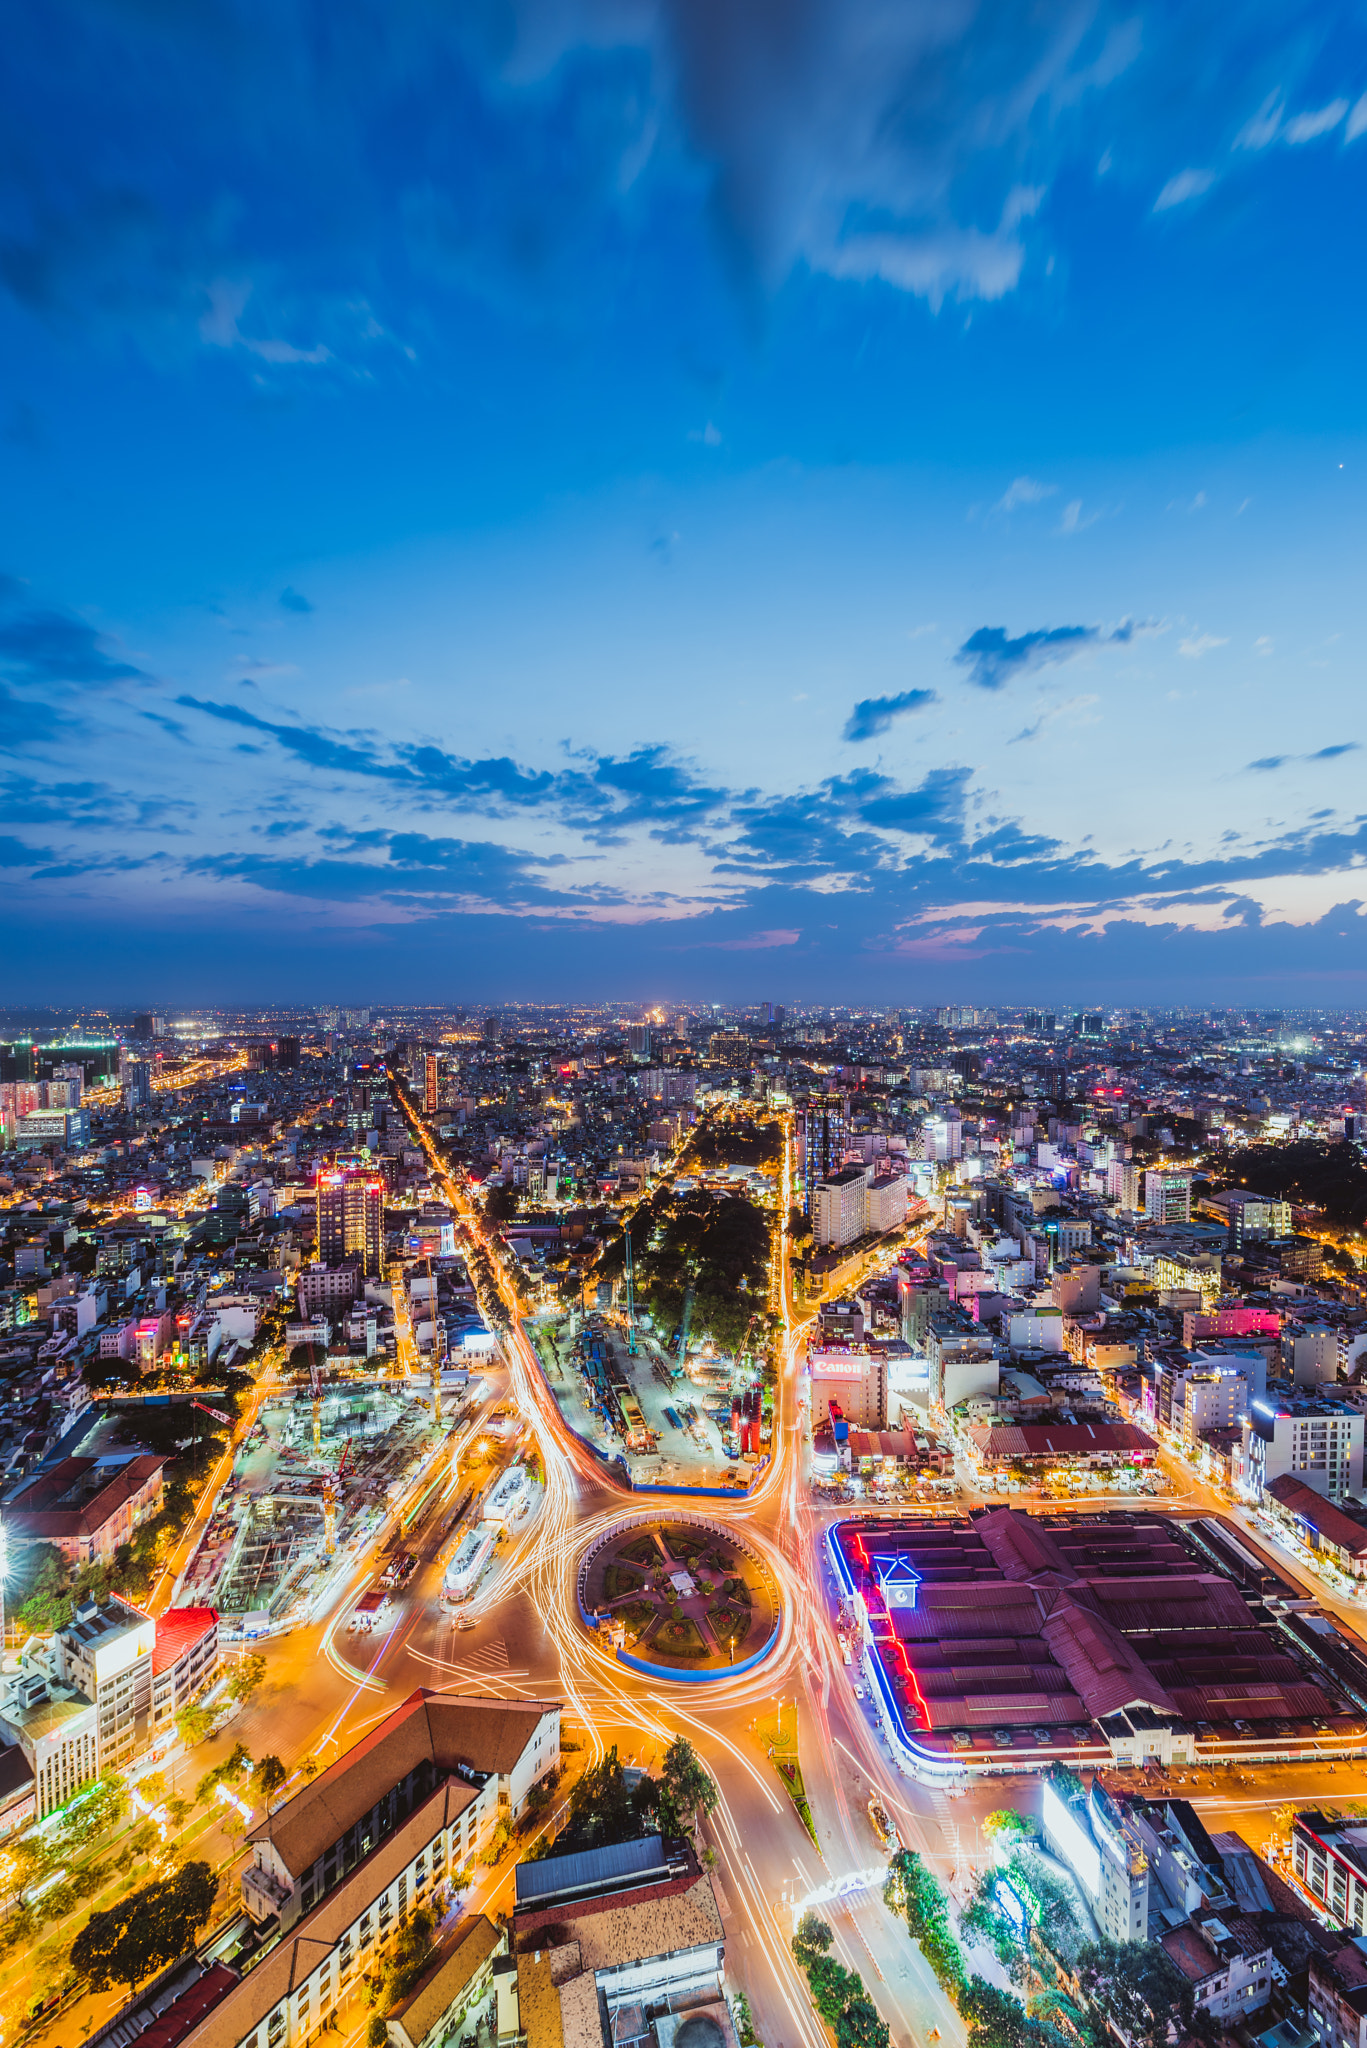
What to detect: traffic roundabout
<box><xmin>576</xmin><ymin>1510</ymin><xmax>784</xmax><ymax>1682</ymax></box>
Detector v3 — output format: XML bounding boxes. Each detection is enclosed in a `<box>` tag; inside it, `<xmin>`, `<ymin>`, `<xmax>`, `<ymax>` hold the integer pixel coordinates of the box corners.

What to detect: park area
<box><xmin>580</xmin><ymin>1518</ymin><xmax>781</xmax><ymax>1672</ymax></box>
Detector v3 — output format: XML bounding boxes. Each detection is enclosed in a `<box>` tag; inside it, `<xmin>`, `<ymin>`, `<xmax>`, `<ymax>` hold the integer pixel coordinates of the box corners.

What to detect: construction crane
<box><xmin>677</xmin><ymin>1266</ymin><xmax>696</xmax><ymax>1368</ymax></box>
<box><xmin>309</xmin><ymin>1356</ymin><xmax>323</xmax><ymax>1456</ymax></box>
<box><xmin>324</xmin><ymin>1437</ymin><xmax>350</xmax><ymax>1556</ymax></box>
<box><xmin>623</xmin><ymin>1224</ymin><xmax>638</xmax><ymax>1357</ymax></box>
<box><xmin>428</xmin><ymin>1253</ymin><xmax>444</xmax><ymax>1429</ymax></box>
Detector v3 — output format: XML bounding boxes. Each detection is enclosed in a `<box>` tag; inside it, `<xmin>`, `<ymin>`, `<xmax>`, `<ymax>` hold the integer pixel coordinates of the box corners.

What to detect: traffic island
<box><xmin>576</xmin><ymin>1512</ymin><xmax>783</xmax><ymax>1681</ymax></box>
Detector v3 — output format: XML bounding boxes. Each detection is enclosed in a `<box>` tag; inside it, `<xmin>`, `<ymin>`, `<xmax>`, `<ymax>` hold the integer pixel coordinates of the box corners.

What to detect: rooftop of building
<box><xmin>197</xmin><ymin>1778</ymin><xmax>474</xmax><ymax>2048</ymax></box>
<box><xmin>152</xmin><ymin>1607</ymin><xmax>218</xmax><ymax>1675</ymax></box>
<box><xmin>966</xmin><ymin>1421</ymin><xmax>1157</xmax><ymax>1457</ymax></box>
<box><xmin>385</xmin><ymin>1914</ymin><xmax>503</xmax><ymax>2047</ymax></box>
<box><xmin>832</xmin><ymin>1508</ymin><xmax>1349</xmax><ymax>1744</ymax></box>
<box><xmin>249</xmin><ymin>1688</ymin><xmax>557</xmax><ymax>1879</ymax></box>
<box><xmin>6</xmin><ymin>1455</ymin><xmax>167</xmax><ymax>1539</ymax></box>
<box><xmin>63</xmin><ymin>1595</ymin><xmax>152</xmax><ymax>1653</ymax></box>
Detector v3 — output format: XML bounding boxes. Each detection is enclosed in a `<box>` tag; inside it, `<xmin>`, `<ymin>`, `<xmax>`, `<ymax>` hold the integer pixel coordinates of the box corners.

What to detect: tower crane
<box><xmin>310</xmin><ymin>1356</ymin><xmax>323</xmax><ymax>1456</ymax></box>
<box><xmin>623</xmin><ymin>1223</ymin><xmax>638</xmax><ymax>1357</ymax></box>
<box><xmin>428</xmin><ymin>1253</ymin><xmax>445</xmax><ymax>1429</ymax></box>
<box><xmin>324</xmin><ymin>1437</ymin><xmax>350</xmax><ymax>1556</ymax></box>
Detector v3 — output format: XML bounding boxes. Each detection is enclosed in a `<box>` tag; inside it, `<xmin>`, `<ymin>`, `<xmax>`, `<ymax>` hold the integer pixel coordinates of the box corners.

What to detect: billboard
<box><xmin>1042</xmin><ymin>1779</ymin><xmax>1100</xmax><ymax>1898</ymax></box>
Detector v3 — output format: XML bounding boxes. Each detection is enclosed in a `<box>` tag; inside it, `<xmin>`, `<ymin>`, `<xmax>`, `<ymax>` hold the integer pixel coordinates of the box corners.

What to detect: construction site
<box><xmin>175</xmin><ymin>1365</ymin><xmax>487</xmax><ymax>1636</ymax></box>
<box><xmin>525</xmin><ymin>1308</ymin><xmax>768</xmax><ymax>1492</ymax></box>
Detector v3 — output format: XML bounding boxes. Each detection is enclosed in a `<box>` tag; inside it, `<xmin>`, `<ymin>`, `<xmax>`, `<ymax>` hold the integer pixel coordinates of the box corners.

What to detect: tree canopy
<box><xmin>529</xmin><ymin>1746</ymin><xmax>659</xmax><ymax>1859</ymax></box>
<box><xmin>601</xmin><ymin>1188</ymin><xmax>770</xmax><ymax>1350</ymax></box>
<box><xmin>71</xmin><ymin>1863</ymin><xmax>218</xmax><ymax>1991</ymax></box>
<box><xmin>1073</xmin><ymin>1938</ymin><xmax>1209</xmax><ymax>2048</ymax></box>
<box><xmin>1212</xmin><ymin>1138</ymin><xmax>1367</xmax><ymax>1228</ymax></box>
<box><xmin>657</xmin><ymin>1736</ymin><xmax>718</xmax><ymax>1838</ymax></box>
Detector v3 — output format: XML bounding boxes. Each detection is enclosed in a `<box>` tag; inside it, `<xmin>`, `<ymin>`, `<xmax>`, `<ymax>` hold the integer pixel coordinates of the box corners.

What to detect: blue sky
<box><xmin>5</xmin><ymin>0</ymin><xmax>1367</xmax><ymax>1005</ymax></box>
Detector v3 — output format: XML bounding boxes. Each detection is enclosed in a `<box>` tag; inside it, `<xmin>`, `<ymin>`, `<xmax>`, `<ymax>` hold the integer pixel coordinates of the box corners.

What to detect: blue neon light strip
<box><xmin>828</xmin><ymin>1520</ymin><xmax>961</xmax><ymax>1782</ymax></box>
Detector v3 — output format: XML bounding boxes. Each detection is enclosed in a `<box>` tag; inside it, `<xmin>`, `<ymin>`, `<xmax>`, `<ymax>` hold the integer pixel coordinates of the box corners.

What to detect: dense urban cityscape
<box><xmin>0</xmin><ymin>1003</ymin><xmax>1365</xmax><ymax>2048</ymax></box>
<box><xmin>8</xmin><ymin>1</ymin><xmax>1367</xmax><ymax>2045</ymax></box>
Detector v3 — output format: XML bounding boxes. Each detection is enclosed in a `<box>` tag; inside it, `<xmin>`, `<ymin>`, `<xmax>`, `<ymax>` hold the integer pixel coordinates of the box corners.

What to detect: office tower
<box><xmin>317</xmin><ymin>1170</ymin><xmax>385</xmax><ymax>1276</ymax></box>
<box><xmin>802</xmin><ymin>1097</ymin><xmax>846</xmax><ymax>1216</ymax></box>
<box><xmin>50</xmin><ymin>1064</ymin><xmax>84</xmax><ymax>1108</ymax></box>
<box><xmin>132</xmin><ymin>1014</ymin><xmax>155</xmax><ymax>1042</ymax></box>
<box><xmin>1144</xmin><ymin>1169</ymin><xmax>1192</xmax><ymax>1225</ymax></box>
<box><xmin>425</xmin><ymin>1052</ymin><xmax>440</xmax><ymax>1113</ymax></box>
<box><xmin>276</xmin><ymin>1036</ymin><xmax>300</xmax><ymax>1070</ymax></box>
<box><xmin>125</xmin><ymin>1061</ymin><xmax>152</xmax><ymax>1110</ymax></box>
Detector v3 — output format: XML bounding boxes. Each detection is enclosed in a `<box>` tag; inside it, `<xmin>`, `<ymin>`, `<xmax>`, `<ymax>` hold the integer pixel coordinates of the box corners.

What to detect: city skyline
<box><xmin>5</xmin><ymin>4</ymin><xmax>1367</xmax><ymax>1000</ymax></box>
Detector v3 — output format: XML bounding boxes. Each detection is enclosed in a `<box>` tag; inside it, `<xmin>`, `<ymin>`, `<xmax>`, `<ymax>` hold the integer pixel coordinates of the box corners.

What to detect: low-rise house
<box><xmin>5</xmin><ymin>1452</ymin><xmax>167</xmax><ymax>1566</ymax></box>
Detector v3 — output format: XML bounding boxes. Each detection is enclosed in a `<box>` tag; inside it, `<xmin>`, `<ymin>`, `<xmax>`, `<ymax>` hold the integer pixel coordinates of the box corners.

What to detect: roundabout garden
<box><xmin>578</xmin><ymin>1514</ymin><xmax>782</xmax><ymax>1678</ymax></box>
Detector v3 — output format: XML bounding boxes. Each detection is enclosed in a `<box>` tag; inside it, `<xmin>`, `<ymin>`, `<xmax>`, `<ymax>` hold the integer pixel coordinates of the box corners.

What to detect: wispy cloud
<box><xmin>0</xmin><ymin>599</ymin><xmax>145</xmax><ymax>689</ymax></box>
<box><xmin>1154</xmin><ymin>167</ymin><xmax>1215</xmax><ymax>211</ymax></box>
<box><xmin>954</xmin><ymin>619</ymin><xmax>1148</xmax><ymax>690</ymax></box>
<box><xmin>1246</xmin><ymin>743</ymin><xmax>1361</xmax><ymax>773</ymax></box>
<box><xmin>1178</xmin><ymin>632</ymin><xmax>1228</xmax><ymax>658</ymax></box>
<box><xmin>995</xmin><ymin>475</ymin><xmax>1054</xmax><ymax>513</ymax></box>
<box><xmin>843</xmin><ymin>688</ymin><xmax>939</xmax><ymax>742</ymax></box>
<box><xmin>1283</xmin><ymin>100</ymin><xmax>1348</xmax><ymax>145</ymax></box>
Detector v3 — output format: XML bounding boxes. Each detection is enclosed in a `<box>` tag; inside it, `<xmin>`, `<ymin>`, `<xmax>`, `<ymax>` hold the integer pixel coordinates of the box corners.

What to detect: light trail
<box><xmin>379</xmin><ymin>1082</ymin><xmax>949</xmax><ymax>2048</ymax></box>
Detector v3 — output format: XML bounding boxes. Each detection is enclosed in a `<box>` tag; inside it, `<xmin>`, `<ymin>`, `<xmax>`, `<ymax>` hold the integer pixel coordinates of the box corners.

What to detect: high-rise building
<box><xmin>277</xmin><ymin>1036</ymin><xmax>301</xmax><ymax>1070</ymax></box>
<box><xmin>125</xmin><ymin>1060</ymin><xmax>152</xmax><ymax>1111</ymax></box>
<box><xmin>483</xmin><ymin>1014</ymin><xmax>502</xmax><ymax>1043</ymax></box>
<box><xmin>626</xmin><ymin>1024</ymin><xmax>652</xmax><ymax>1059</ymax></box>
<box><xmin>802</xmin><ymin>1097</ymin><xmax>846</xmax><ymax>1215</ymax></box>
<box><xmin>132</xmin><ymin>1013</ymin><xmax>155</xmax><ymax>1042</ymax></box>
<box><xmin>53</xmin><ymin>1598</ymin><xmax>156</xmax><ymax>1775</ymax></box>
<box><xmin>316</xmin><ymin>1170</ymin><xmax>385</xmax><ymax>1277</ymax></box>
<box><xmin>425</xmin><ymin>1052</ymin><xmax>440</xmax><ymax>1114</ymax></box>
<box><xmin>1144</xmin><ymin>1169</ymin><xmax>1192</xmax><ymax>1225</ymax></box>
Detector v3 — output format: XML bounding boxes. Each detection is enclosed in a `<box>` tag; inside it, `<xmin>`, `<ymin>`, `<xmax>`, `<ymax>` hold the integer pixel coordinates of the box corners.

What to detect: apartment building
<box><xmin>1240</xmin><ymin>1394</ymin><xmax>1366</xmax><ymax>1505</ymax></box>
<box><xmin>151</xmin><ymin>1608</ymin><xmax>220</xmax><ymax>1734</ymax></box>
<box><xmin>54</xmin><ymin>1598</ymin><xmax>156</xmax><ymax>1774</ymax></box>
<box><xmin>241</xmin><ymin>1690</ymin><xmax>560</xmax><ymax>1935</ymax></box>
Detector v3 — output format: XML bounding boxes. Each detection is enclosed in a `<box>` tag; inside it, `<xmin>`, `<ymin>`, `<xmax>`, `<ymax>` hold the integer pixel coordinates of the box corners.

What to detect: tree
<box><xmin>70</xmin><ymin>1863</ymin><xmax>218</xmax><ymax>1992</ymax></box>
<box><xmin>175</xmin><ymin>1702</ymin><xmax>214</xmax><ymax>1749</ymax></box>
<box><xmin>885</xmin><ymin>1850</ymin><xmax>968</xmax><ymax>2004</ymax></box>
<box><xmin>1073</xmin><ymin>1939</ymin><xmax>1208</xmax><ymax>2048</ymax></box>
<box><xmin>196</xmin><ymin>1742</ymin><xmax>252</xmax><ymax>1807</ymax></box>
<box><xmin>14</xmin><ymin>1545</ymin><xmax>72</xmax><ymax>1634</ymax></box>
<box><xmin>658</xmin><ymin>1735</ymin><xmax>719</xmax><ymax>1839</ymax></box>
<box><xmin>793</xmin><ymin>1914</ymin><xmax>833</xmax><ymax>1961</ymax></box>
<box><xmin>960</xmin><ymin>1979</ymin><xmax>1067</xmax><ymax>2048</ymax></box>
<box><xmin>252</xmin><ymin>1755</ymin><xmax>288</xmax><ymax>1813</ymax></box>
<box><xmin>486</xmin><ymin>1185</ymin><xmax>521</xmax><ymax>1223</ymax></box>
<box><xmin>226</xmin><ymin>1653</ymin><xmax>266</xmax><ymax>1706</ymax></box>
<box><xmin>791</xmin><ymin>1915</ymin><xmax>889</xmax><ymax>2048</ymax></box>
<box><xmin>531</xmin><ymin>1746</ymin><xmax>658</xmax><ymax>1857</ymax></box>
<box><xmin>301</xmin><ymin>1756</ymin><xmax>321</xmax><ymax>1783</ymax></box>
<box><xmin>982</xmin><ymin>1810</ymin><xmax>1034</xmax><ymax>1845</ymax></box>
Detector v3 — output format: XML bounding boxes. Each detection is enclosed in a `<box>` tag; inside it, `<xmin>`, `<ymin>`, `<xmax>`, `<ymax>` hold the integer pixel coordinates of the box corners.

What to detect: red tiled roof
<box><xmin>976</xmin><ymin>1423</ymin><xmax>1157</xmax><ymax>1458</ymax></box>
<box><xmin>153</xmin><ymin>1607</ymin><xmax>218</xmax><ymax>1676</ymax></box>
<box><xmin>1266</xmin><ymin>1475</ymin><xmax>1367</xmax><ymax>1556</ymax></box>
<box><xmin>1160</xmin><ymin>1924</ymin><xmax>1219</xmax><ymax>1985</ymax></box>
<box><xmin>130</xmin><ymin>1964</ymin><xmax>238</xmax><ymax>2048</ymax></box>
<box><xmin>7</xmin><ymin>1455</ymin><xmax>166</xmax><ymax>1540</ymax></box>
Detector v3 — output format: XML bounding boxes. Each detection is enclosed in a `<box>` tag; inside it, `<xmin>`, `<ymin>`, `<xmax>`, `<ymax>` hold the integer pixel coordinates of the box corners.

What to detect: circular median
<box><xmin>576</xmin><ymin>1512</ymin><xmax>783</xmax><ymax>1681</ymax></box>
